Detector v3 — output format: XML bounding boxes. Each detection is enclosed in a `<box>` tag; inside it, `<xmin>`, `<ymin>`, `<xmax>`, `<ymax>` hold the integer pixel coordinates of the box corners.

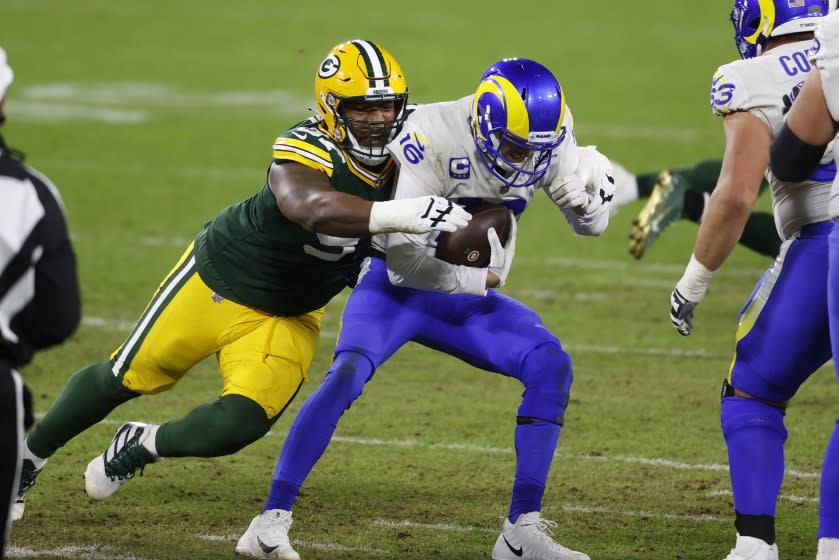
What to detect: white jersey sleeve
<box><xmin>710</xmin><ymin>45</ymin><xmax>833</xmax><ymax>238</ymax></box>
<box><xmin>814</xmin><ymin>11</ymin><xmax>839</xmax><ymax>122</ymax></box>
<box><xmin>540</xmin><ymin>113</ymin><xmax>610</xmax><ymax>236</ymax></box>
<box><xmin>381</xmin><ymin>102</ymin><xmax>489</xmax><ymax>295</ymax></box>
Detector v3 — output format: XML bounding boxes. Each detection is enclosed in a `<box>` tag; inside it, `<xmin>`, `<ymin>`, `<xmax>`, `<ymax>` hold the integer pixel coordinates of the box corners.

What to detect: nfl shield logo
<box><xmin>788</xmin><ymin>0</ymin><xmax>805</xmax><ymax>6</ymax></box>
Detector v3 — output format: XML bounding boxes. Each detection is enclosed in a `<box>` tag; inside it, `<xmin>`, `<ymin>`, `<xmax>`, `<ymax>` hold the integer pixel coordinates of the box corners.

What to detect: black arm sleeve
<box><xmin>770</xmin><ymin>123</ymin><xmax>828</xmax><ymax>182</ymax></box>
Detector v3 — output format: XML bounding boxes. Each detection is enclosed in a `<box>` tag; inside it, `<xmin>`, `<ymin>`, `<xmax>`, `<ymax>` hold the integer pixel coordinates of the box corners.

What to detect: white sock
<box><xmin>608</xmin><ymin>160</ymin><xmax>639</xmax><ymax>213</ymax></box>
<box><xmin>23</xmin><ymin>442</ymin><xmax>48</xmax><ymax>469</ymax></box>
<box><xmin>141</xmin><ymin>424</ymin><xmax>161</xmax><ymax>458</ymax></box>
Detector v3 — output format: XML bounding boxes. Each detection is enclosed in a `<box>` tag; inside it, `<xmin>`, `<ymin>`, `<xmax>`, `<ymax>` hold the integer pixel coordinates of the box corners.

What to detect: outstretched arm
<box><xmin>269</xmin><ymin>162</ymin><xmax>469</xmax><ymax>237</ymax></box>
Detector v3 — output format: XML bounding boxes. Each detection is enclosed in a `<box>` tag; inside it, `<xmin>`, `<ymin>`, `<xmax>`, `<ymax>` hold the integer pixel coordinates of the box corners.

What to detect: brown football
<box><xmin>435</xmin><ymin>203</ymin><xmax>512</xmax><ymax>267</ymax></box>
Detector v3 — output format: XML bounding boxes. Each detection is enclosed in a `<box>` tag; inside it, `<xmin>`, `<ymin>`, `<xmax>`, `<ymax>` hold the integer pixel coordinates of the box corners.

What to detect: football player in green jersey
<box><xmin>11</xmin><ymin>39</ymin><xmax>470</xmax><ymax>520</ymax></box>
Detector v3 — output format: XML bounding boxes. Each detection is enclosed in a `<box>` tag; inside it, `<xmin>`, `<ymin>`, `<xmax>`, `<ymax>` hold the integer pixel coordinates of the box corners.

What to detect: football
<box><xmin>435</xmin><ymin>203</ymin><xmax>512</xmax><ymax>267</ymax></box>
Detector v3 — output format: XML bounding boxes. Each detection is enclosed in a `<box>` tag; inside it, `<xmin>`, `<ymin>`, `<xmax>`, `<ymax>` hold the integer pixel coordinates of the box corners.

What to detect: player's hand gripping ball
<box><xmin>435</xmin><ymin>203</ymin><xmax>512</xmax><ymax>267</ymax></box>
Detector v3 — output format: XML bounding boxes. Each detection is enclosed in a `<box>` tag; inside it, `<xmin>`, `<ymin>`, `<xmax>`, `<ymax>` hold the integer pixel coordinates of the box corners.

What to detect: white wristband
<box><xmin>369</xmin><ymin>200</ymin><xmax>411</xmax><ymax>234</ymax></box>
<box><xmin>676</xmin><ymin>253</ymin><xmax>714</xmax><ymax>302</ymax></box>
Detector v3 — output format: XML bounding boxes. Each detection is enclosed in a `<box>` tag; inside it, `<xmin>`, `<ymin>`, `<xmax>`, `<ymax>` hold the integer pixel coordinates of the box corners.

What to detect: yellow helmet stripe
<box><xmin>491</xmin><ymin>76</ymin><xmax>530</xmax><ymax>139</ymax></box>
<box><xmin>556</xmin><ymin>84</ymin><xmax>567</xmax><ymax>135</ymax></box>
<box><xmin>746</xmin><ymin>0</ymin><xmax>775</xmax><ymax>45</ymax></box>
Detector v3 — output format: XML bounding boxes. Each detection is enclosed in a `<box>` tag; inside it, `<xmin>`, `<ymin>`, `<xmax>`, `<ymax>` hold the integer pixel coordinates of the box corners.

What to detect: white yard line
<box><xmin>198</xmin><ymin>534</ymin><xmax>389</xmax><ymax>555</ymax></box>
<box><xmin>5</xmin><ymin>545</ymin><xmax>154</xmax><ymax>559</ymax></box>
<box><xmin>559</xmin><ymin>503</ymin><xmax>723</xmax><ymax>522</ymax></box>
<box><xmin>80</xmin><ymin>315</ymin><xmax>729</xmax><ymax>359</ymax></box>
<box><xmin>67</xmin><ymin>418</ymin><xmax>817</xmax><ymax>481</ymax></box>
<box><xmin>709</xmin><ymin>489</ymin><xmax>819</xmax><ymax>503</ymax></box>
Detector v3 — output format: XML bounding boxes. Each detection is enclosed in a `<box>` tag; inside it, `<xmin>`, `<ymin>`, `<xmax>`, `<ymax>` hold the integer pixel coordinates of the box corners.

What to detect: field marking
<box><xmin>516</xmin><ymin>255</ymin><xmax>765</xmax><ymax>279</ymax></box>
<box><xmin>79</xmin><ymin>315</ymin><xmax>730</xmax><ymax>360</ymax></box>
<box><xmin>198</xmin><ymin>534</ymin><xmax>389</xmax><ymax>555</ymax></box>
<box><xmin>559</xmin><ymin>503</ymin><xmax>723</xmax><ymax>522</ymax></box>
<box><xmin>10</xmin><ymin>82</ymin><xmax>309</xmax><ymax>123</ymax></box>
<box><xmin>6</xmin><ymin>545</ymin><xmax>154</xmax><ymax>559</ymax></box>
<box><xmin>49</xmin><ymin>415</ymin><xmax>821</xmax><ymax>481</ymax></box>
<box><xmin>374</xmin><ymin>519</ymin><xmax>497</xmax><ymax>534</ymax></box>
<box><xmin>709</xmin><ymin>489</ymin><xmax>819</xmax><ymax>503</ymax></box>
<box><xmin>11</xmin><ymin>81</ymin><xmax>715</xmax><ymax>143</ymax></box>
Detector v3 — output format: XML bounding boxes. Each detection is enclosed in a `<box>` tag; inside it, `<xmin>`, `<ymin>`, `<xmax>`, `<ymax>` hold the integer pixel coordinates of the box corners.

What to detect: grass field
<box><xmin>3</xmin><ymin>1</ymin><xmax>837</xmax><ymax>559</ymax></box>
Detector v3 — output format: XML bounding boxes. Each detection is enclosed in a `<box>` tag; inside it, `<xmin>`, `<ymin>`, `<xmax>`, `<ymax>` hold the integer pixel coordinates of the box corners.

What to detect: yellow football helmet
<box><xmin>314</xmin><ymin>39</ymin><xmax>408</xmax><ymax>165</ymax></box>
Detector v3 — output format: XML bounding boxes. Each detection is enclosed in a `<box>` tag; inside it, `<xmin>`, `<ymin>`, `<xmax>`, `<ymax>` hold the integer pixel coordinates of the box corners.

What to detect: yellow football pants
<box><xmin>109</xmin><ymin>243</ymin><xmax>323</xmax><ymax>418</ymax></box>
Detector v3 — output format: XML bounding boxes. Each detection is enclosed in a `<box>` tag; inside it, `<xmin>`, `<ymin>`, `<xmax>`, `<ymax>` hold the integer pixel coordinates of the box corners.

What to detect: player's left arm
<box><xmin>772</xmin><ymin>68</ymin><xmax>838</xmax><ymax>181</ymax></box>
<box><xmin>544</xmin><ymin>141</ymin><xmax>613</xmax><ymax>236</ymax></box>
<box><xmin>670</xmin><ymin>111</ymin><xmax>769</xmax><ymax>335</ymax></box>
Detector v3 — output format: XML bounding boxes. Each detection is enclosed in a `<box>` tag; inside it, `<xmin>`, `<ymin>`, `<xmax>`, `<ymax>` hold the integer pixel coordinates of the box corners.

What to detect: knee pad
<box><xmin>517</xmin><ymin>343</ymin><xmax>573</xmax><ymax>426</ymax></box>
<box><xmin>721</xmin><ymin>395</ymin><xmax>788</xmax><ymax>443</ymax></box>
<box><xmin>320</xmin><ymin>351</ymin><xmax>375</xmax><ymax>412</ymax></box>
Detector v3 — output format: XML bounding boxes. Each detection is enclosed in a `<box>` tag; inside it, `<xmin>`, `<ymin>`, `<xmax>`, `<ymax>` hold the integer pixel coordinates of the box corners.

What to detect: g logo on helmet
<box><xmin>318</xmin><ymin>55</ymin><xmax>340</xmax><ymax>78</ymax></box>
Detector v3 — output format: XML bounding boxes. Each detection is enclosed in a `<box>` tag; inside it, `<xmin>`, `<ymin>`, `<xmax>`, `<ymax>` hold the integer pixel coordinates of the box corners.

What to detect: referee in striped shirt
<box><xmin>0</xmin><ymin>47</ymin><xmax>80</xmax><ymax>558</ymax></box>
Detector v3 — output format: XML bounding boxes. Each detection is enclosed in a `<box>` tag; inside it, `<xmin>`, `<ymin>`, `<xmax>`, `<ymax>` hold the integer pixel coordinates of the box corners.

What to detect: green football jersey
<box><xmin>194</xmin><ymin>117</ymin><xmax>394</xmax><ymax>316</ymax></box>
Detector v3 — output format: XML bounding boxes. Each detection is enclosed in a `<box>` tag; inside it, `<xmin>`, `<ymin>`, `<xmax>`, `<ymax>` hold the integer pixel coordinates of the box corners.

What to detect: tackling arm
<box><xmin>270</xmin><ymin>162</ymin><xmax>376</xmax><ymax>236</ymax></box>
<box><xmin>269</xmin><ymin>162</ymin><xmax>470</xmax><ymax>237</ymax></box>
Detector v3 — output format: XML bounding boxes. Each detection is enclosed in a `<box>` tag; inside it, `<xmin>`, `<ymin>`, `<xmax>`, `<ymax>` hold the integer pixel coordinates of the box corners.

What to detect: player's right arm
<box><xmin>270</xmin><ymin>130</ymin><xmax>469</xmax><ymax>238</ymax></box>
<box><xmin>384</xmin><ymin>165</ymin><xmax>491</xmax><ymax>295</ymax></box>
<box><xmin>671</xmin><ymin>65</ymin><xmax>770</xmax><ymax>335</ymax></box>
<box><xmin>772</xmin><ymin>15</ymin><xmax>839</xmax><ymax>180</ymax></box>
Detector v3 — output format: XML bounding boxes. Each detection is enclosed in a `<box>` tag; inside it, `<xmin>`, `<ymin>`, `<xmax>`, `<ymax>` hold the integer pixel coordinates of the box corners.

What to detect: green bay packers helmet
<box><xmin>315</xmin><ymin>39</ymin><xmax>408</xmax><ymax>165</ymax></box>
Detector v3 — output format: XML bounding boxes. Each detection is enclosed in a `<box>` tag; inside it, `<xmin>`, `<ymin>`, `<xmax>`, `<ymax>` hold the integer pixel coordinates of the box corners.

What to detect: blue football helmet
<box><xmin>471</xmin><ymin>58</ymin><xmax>567</xmax><ymax>188</ymax></box>
<box><xmin>730</xmin><ymin>0</ymin><xmax>828</xmax><ymax>59</ymax></box>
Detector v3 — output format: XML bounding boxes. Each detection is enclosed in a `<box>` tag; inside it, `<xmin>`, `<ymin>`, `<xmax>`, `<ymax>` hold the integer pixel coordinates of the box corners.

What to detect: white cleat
<box><xmin>84</xmin><ymin>422</ymin><xmax>159</xmax><ymax>500</ymax></box>
<box><xmin>235</xmin><ymin>509</ymin><xmax>301</xmax><ymax>560</ymax></box>
<box><xmin>818</xmin><ymin>537</ymin><xmax>839</xmax><ymax>560</ymax></box>
<box><xmin>723</xmin><ymin>534</ymin><xmax>778</xmax><ymax>560</ymax></box>
<box><xmin>491</xmin><ymin>511</ymin><xmax>590</xmax><ymax>560</ymax></box>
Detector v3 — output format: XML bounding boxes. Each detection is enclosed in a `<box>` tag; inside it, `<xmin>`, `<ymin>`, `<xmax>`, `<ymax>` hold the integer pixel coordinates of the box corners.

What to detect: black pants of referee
<box><xmin>0</xmin><ymin>361</ymin><xmax>26</xmax><ymax>560</ymax></box>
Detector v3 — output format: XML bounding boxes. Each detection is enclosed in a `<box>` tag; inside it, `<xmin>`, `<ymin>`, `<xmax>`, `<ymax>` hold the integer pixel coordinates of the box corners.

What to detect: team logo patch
<box><xmin>211</xmin><ymin>292</ymin><xmax>225</xmax><ymax>304</ymax></box>
<box><xmin>318</xmin><ymin>55</ymin><xmax>340</xmax><ymax>78</ymax></box>
<box><xmin>449</xmin><ymin>157</ymin><xmax>471</xmax><ymax>179</ymax></box>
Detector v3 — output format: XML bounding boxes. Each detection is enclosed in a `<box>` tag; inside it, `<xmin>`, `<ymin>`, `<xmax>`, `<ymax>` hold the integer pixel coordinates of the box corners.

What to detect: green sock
<box><xmin>155</xmin><ymin>394</ymin><xmax>273</xmax><ymax>458</ymax></box>
<box><xmin>673</xmin><ymin>159</ymin><xmax>723</xmax><ymax>194</ymax></box>
<box><xmin>28</xmin><ymin>360</ymin><xmax>138</xmax><ymax>459</ymax></box>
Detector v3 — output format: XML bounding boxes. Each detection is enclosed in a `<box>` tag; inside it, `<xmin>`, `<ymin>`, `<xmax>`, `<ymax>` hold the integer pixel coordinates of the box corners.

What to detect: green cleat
<box><xmin>629</xmin><ymin>170</ymin><xmax>687</xmax><ymax>259</ymax></box>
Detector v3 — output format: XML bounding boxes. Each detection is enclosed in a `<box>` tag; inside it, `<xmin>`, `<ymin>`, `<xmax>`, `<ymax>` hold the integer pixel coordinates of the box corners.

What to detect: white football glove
<box><xmin>576</xmin><ymin>145</ymin><xmax>616</xmax><ymax>211</ymax></box>
<box><xmin>369</xmin><ymin>196</ymin><xmax>472</xmax><ymax>234</ymax></box>
<box><xmin>487</xmin><ymin>214</ymin><xmax>517</xmax><ymax>288</ymax></box>
<box><xmin>545</xmin><ymin>175</ymin><xmax>592</xmax><ymax>213</ymax></box>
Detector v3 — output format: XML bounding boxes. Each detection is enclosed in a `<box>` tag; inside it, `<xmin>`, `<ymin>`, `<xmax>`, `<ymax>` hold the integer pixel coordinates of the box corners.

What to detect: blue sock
<box><xmin>508</xmin><ymin>420</ymin><xmax>560</xmax><ymax>522</ymax></box>
<box><xmin>819</xmin><ymin>418</ymin><xmax>839</xmax><ymax>538</ymax></box>
<box><xmin>721</xmin><ymin>397</ymin><xmax>787</xmax><ymax>518</ymax></box>
<box><xmin>263</xmin><ymin>351</ymin><xmax>374</xmax><ymax>513</ymax></box>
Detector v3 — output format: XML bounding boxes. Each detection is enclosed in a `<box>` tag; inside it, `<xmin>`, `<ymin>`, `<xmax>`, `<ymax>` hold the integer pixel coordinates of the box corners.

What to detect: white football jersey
<box><xmin>375</xmin><ymin>95</ymin><xmax>605</xmax><ymax>295</ymax></box>
<box><xmin>711</xmin><ymin>40</ymin><xmax>833</xmax><ymax>239</ymax></box>
<box><xmin>811</xmin><ymin>11</ymin><xmax>839</xmax><ymax>217</ymax></box>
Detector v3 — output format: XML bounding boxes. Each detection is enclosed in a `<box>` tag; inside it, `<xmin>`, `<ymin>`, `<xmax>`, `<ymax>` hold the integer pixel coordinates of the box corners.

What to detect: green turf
<box><xmin>3</xmin><ymin>0</ymin><xmax>835</xmax><ymax>559</ymax></box>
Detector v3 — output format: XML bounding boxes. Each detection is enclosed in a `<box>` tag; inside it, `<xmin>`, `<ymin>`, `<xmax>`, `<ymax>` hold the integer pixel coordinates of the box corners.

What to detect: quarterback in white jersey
<box><xmin>377</xmin><ymin>93</ymin><xmax>610</xmax><ymax>295</ymax></box>
<box><xmin>235</xmin><ymin>58</ymin><xmax>612</xmax><ymax>560</ymax></box>
<box><xmin>671</xmin><ymin>1</ymin><xmax>839</xmax><ymax>560</ymax></box>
